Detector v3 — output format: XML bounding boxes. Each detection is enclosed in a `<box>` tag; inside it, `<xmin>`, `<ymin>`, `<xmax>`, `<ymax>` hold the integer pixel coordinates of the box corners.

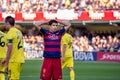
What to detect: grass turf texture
<box><xmin>18</xmin><ymin>60</ymin><xmax>120</xmax><ymax>80</ymax></box>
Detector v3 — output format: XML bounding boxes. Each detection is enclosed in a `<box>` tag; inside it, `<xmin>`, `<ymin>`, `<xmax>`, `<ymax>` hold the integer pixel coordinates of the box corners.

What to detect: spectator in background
<box><xmin>23</xmin><ymin>29</ymin><xmax>120</xmax><ymax>53</ymax></box>
<box><xmin>112</xmin><ymin>36</ymin><xmax>120</xmax><ymax>52</ymax></box>
<box><xmin>0</xmin><ymin>0</ymin><xmax>120</xmax><ymax>12</ymax></box>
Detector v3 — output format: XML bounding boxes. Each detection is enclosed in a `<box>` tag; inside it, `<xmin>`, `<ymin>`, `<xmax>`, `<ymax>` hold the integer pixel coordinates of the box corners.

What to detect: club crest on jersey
<box><xmin>48</xmin><ymin>34</ymin><xmax>58</xmax><ymax>40</ymax></box>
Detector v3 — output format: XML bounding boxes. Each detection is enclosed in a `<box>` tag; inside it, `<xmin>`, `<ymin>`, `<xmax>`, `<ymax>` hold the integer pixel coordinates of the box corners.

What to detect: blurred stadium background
<box><xmin>0</xmin><ymin>0</ymin><xmax>120</xmax><ymax>80</ymax></box>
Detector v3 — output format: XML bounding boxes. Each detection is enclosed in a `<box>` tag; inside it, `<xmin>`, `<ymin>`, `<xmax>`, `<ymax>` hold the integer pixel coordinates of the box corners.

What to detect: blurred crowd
<box><xmin>24</xmin><ymin>35</ymin><xmax>44</xmax><ymax>51</ymax></box>
<box><xmin>23</xmin><ymin>31</ymin><xmax>120</xmax><ymax>52</ymax></box>
<box><xmin>0</xmin><ymin>0</ymin><xmax>120</xmax><ymax>13</ymax></box>
<box><xmin>73</xmin><ymin>31</ymin><xmax>120</xmax><ymax>52</ymax></box>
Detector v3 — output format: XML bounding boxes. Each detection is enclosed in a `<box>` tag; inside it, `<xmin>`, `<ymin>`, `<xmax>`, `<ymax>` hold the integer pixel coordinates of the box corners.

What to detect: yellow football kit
<box><xmin>0</xmin><ymin>31</ymin><xmax>7</xmax><ymax>59</ymax></box>
<box><xmin>61</xmin><ymin>33</ymin><xmax>75</xmax><ymax>80</ymax></box>
<box><xmin>6</xmin><ymin>27</ymin><xmax>25</xmax><ymax>80</ymax></box>
<box><xmin>61</xmin><ymin>33</ymin><xmax>73</xmax><ymax>68</ymax></box>
<box><xmin>0</xmin><ymin>31</ymin><xmax>7</xmax><ymax>80</ymax></box>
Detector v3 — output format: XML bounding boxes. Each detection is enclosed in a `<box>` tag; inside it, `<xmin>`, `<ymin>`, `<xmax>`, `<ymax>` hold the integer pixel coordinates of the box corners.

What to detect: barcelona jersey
<box><xmin>40</xmin><ymin>27</ymin><xmax>65</xmax><ymax>58</ymax></box>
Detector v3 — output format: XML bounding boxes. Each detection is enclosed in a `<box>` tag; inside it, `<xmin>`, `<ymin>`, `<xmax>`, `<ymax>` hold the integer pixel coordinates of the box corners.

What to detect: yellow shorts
<box><xmin>8</xmin><ymin>62</ymin><xmax>23</xmax><ymax>80</ymax></box>
<box><xmin>0</xmin><ymin>58</ymin><xmax>5</xmax><ymax>72</ymax></box>
<box><xmin>62</xmin><ymin>57</ymin><xmax>74</xmax><ymax>69</ymax></box>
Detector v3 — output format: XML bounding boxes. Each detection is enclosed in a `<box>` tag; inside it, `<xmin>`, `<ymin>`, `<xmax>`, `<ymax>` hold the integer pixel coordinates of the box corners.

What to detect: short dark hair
<box><xmin>66</xmin><ymin>27</ymin><xmax>73</xmax><ymax>35</ymax></box>
<box><xmin>5</xmin><ymin>16</ymin><xmax>15</xmax><ymax>26</ymax></box>
<box><xmin>49</xmin><ymin>20</ymin><xmax>58</xmax><ymax>25</ymax></box>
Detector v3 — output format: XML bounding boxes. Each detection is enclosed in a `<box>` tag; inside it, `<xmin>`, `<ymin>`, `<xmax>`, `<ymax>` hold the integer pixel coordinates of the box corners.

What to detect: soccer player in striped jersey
<box><xmin>3</xmin><ymin>16</ymin><xmax>25</xmax><ymax>80</ymax></box>
<box><xmin>33</xmin><ymin>20</ymin><xmax>71</xmax><ymax>80</ymax></box>
<box><xmin>61</xmin><ymin>28</ymin><xmax>75</xmax><ymax>80</ymax></box>
<box><xmin>0</xmin><ymin>29</ymin><xmax>7</xmax><ymax>80</ymax></box>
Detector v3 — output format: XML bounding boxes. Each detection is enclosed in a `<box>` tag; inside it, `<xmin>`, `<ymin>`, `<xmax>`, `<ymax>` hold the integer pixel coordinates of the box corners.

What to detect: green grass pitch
<box><xmin>19</xmin><ymin>60</ymin><xmax>120</xmax><ymax>80</ymax></box>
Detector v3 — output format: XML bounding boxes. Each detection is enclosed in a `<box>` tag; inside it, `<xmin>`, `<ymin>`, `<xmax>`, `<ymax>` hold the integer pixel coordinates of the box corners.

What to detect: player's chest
<box><xmin>45</xmin><ymin>32</ymin><xmax>61</xmax><ymax>40</ymax></box>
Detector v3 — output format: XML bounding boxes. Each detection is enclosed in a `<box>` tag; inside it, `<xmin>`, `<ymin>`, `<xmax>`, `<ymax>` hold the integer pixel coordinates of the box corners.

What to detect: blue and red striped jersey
<box><xmin>40</xmin><ymin>27</ymin><xmax>65</xmax><ymax>58</ymax></box>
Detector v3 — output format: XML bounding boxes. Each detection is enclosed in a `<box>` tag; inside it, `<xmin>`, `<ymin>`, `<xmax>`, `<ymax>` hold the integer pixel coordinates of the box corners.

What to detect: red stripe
<box><xmin>44</xmin><ymin>48</ymin><xmax>60</xmax><ymax>51</ymax></box>
<box><xmin>44</xmin><ymin>42</ymin><xmax>60</xmax><ymax>45</ymax></box>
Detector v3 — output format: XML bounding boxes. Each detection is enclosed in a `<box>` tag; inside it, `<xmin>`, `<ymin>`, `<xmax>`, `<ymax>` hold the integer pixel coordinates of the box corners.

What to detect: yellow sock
<box><xmin>70</xmin><ymin>70</ymin><xmax>75</xmax><ymax>80</ymax></box>
<box><xmin>0</xmin><ymin>73</ymin><xmax>5</xmax><ymax>80</ymax></box>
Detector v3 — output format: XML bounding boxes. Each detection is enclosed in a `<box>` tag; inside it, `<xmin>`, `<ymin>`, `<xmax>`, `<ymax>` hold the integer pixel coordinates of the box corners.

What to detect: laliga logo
<box><xmin>48</xmin><ymin>34</ymin><xmax>58</xmax><ymax>40</ymax></box>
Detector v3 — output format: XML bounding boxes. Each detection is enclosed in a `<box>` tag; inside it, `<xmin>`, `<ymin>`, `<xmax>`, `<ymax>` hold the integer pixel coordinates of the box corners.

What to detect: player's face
<box><xmin>4</xmin><ymin>22</ymin><xmax>11</xmax><ymax>30</ymax></box>
<box><xmin>50</xmin><ymin>23</ymin><xmax>58</xmax><ymax>32</ymax></box>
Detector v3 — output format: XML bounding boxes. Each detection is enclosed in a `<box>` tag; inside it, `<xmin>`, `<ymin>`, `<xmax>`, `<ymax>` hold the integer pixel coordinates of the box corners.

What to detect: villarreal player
<box><xmin>0</xmin><ymin>30</ymin><xmax>7</xmax><ymax>80</ymax></box>
<box><xmin>4</xmin><ymin>16</ymin><xmax>25</xmax><ymax>80</ymax></box>
<box><xmin>61</xmin><ymin>29</ymin><xmax>75</xmax><ymax>80</ymax></box>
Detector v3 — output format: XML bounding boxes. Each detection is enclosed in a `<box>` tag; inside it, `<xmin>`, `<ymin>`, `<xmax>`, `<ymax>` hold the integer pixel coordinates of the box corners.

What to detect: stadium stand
<box><xmin>0</xmin><ymin>0</ymin><xmax>120</xmax><ymax>12</ymax></box>
<box><xmin>0</xmin><ymin>0</ymin><xmax>120</xmax><ymax>60</ymax></box>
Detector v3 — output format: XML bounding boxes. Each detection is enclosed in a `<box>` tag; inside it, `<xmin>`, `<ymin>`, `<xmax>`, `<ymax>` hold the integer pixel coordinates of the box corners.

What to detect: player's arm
<box><xmin>5</xmin><ymin>40</ymin><xmax>12</xmax><ymax>72</ymax></box>
<box><xmin>61</xmin><ymin>44</ymin><xmax>67</xmax><ymax>63</ymax></box>
<box><xmin>57</xmin><ymin>20</ymin><xmax>71</xmax><ymax>30</ymax></box>
<box><xmin>33</xmin><ymin>20</ymin><xmax>49</xmax><ymax>30</ymax></box>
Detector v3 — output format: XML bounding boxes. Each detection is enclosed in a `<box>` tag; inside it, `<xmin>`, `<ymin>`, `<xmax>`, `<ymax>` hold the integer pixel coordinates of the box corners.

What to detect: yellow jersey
<box><xmin>6</xmin><ymin>27</ymin><xmax>24</xmax><ymax>63</ymax></box>
<box><xmin>0</xmin><ymin>31</ymin><xmax>7</xmax><ymax>58</ymax></box>
<box><xmin>61</xmin><ymin>33</ymin><xmax>73</xmax><ymax>58</ymax></box>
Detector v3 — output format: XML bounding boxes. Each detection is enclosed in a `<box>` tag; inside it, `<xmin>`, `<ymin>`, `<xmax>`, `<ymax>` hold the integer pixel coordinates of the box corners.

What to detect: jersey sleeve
<box><xmin>62</xmin><ymin>34</ymin><xmax>67</xmax><ymax>45</ymax></box>
<box><xmin>40</xmin><ymin>27</ymin><xmax>47</xmax><ymax>35</ymax></box>
<box><xmin>60</xmin><ymin>27</ymin><xmax>65</xmax><ymax>35</ymax></box>
<box><xmin>6</xmin><ymin>29</ymin><xmax>15</xmax><ymax>45</ymax></box>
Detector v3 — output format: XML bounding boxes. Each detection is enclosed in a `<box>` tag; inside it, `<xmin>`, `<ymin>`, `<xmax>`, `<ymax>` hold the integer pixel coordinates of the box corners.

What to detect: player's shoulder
<box><xmin>64</xmin><ymin>33</ymin><xmax>71</xmax><ymax>37</ymax></box>
<box><xmin>8</xmin><ymin>27</ymin><xmax>14</xmax><ymax>32</ymax></box>
<box><xmin>7</xmin><ymin>28</ymin><xmax>14</xmax><ymax>35</ymax></box>
<box><xmin>62</xmin><ymin>33</ymin><xmax>68</xmax><ymax>38</ymax></box>
<box><xmin>9</xmin><ymin>27</ymin><xmax>21</xmax><ymax>33</ymax></box>
<box><xmin>10</xmin><ymin>27</ymin><xmax>19</xmax><ymax>31</ymax></box>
